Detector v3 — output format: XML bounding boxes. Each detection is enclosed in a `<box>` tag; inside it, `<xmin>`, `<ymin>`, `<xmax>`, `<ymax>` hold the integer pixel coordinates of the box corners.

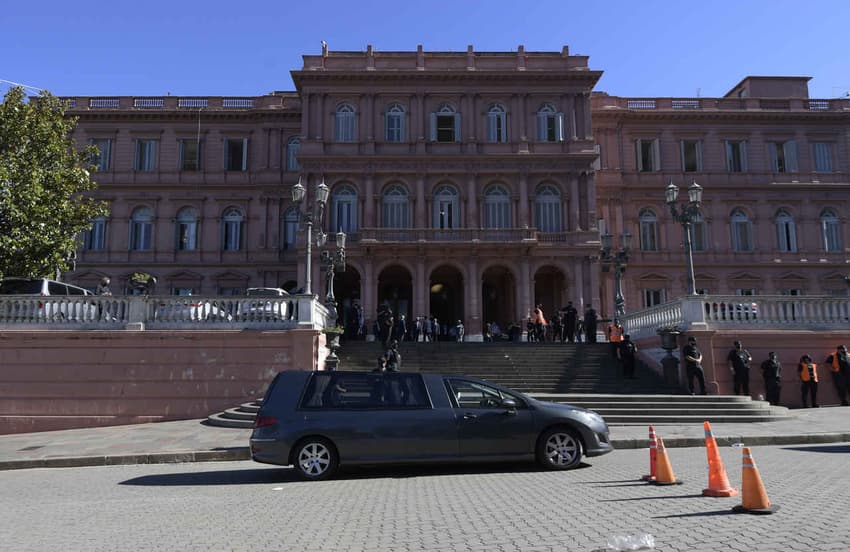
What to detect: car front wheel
<box><xmin>292</xmin><ymin>437</ymin><xmax>338</xmax><ymax>481</ymax></box>
<box><xmin>537</xmin><ymin>427</ymin><xmax>583</xmax><ymax>470</ymax></box>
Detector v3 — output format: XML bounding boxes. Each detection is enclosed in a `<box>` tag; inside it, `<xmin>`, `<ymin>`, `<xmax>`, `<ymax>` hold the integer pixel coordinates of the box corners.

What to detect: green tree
<box><xmin>0</xmin><ymin>86</ymin><xmax>108</xmax><ymax>280</ymax></box>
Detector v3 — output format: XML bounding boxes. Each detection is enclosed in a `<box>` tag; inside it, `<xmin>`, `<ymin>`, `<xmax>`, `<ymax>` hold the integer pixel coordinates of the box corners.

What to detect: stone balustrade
<box><xmin>0</xmin><ymin>294</ymin><xmax>329</xmax><ymax>331</ymax></box>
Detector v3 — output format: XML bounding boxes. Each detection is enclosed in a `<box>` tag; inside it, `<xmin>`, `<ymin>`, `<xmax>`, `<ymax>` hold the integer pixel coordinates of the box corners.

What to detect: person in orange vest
<box><xmin>825</xmin><ymin>344</ymin><xmax>850</xmax><ymax>406</ymax></box>
<box><xmin>798</xmin><ymin>354</ymin><xmax>819</xmax><ymax>408</ymax></box>
<box><xmin>607</xmin><ymin>318</ymin><xmax>624</xmax><ymax>357</ymax></box>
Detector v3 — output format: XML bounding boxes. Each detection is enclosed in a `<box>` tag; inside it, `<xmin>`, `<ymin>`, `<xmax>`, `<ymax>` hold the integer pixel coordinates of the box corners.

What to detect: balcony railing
<box><xmin>623</xmin><ymin>295</ymin><xmax>850</xmax><ymax>341</ymax></box>
<box><xmin>0</xmin><ymin>294</ymin><xmax>328</xmax><ymax>331</ymax></box>
<box><xmin>596</xmin><ymin>96</ymin><xmax>850</xmax><ymax>112</ymax></box>
<box><xmin>356</xmin><ymin>227</ymin><xmax>555</xmax><ymax>243</ymax></box>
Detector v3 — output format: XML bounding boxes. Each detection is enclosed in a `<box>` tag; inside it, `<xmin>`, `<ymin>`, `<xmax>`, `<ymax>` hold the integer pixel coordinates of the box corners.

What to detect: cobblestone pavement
<box><xmin>1</xmin><ymin>443</ymin><xmax>848</xmax><ymax>551</ymax></box>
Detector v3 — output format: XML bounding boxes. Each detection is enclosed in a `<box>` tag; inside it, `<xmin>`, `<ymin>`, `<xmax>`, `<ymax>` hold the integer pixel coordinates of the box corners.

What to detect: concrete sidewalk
<box><xmin>1</xmin><ymin>406</ymin><xmax>849</xmax><ymax>471</ymax></box>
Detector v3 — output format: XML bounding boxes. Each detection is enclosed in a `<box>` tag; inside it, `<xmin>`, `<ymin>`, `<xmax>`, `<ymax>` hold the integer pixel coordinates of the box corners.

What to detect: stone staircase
<box><xmin>205</xmin><ymin>340</ymin><xmax>792</xmax><ymax>427</ymax></box>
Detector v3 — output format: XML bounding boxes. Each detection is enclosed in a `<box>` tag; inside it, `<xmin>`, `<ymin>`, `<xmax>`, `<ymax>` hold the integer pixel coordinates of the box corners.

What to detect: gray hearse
<box><xmin>250</xmin><ymin>371</ymin><xmax>613</xmax><ymax>480</ymax></box>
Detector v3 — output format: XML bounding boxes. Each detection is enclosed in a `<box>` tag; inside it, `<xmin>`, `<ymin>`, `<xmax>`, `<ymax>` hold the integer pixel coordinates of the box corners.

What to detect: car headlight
<box><xmin>574</xmin><ymin>409</ymin><xmax>606</xmax><ymax>427</ymax></box>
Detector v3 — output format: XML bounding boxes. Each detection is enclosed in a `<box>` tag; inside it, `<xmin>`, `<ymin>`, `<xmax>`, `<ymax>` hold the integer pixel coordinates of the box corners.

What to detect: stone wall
<box><xmin>0</xmin><ymin>329</ymin><xmax>321</xmax><ymax>434</ymax></box>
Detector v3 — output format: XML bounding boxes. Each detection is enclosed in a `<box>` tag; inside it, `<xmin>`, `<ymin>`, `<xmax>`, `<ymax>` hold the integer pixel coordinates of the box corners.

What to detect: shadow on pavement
<box><xmin>119</xmin><ymin>461</ymin><xmax>591</xmax><ymax>486</ymax></box>
<box><xmin>653</xmin><ymin>509</ymin><xmax>736</xmax><ymax>518</ymax></box>
<box><xmin>781</xmin><ymin>444</ymin><xmax>850</xmax><ymax>453</ymax></box>
<box><xmin>120</xmin><ymin>467</ymin><xmax>295</xmax><ymax>486</ymax></box>
<box><xmin>599</xmin><ymin>493</ymin><xmax>703</xmax><ymax>502</ymax></box>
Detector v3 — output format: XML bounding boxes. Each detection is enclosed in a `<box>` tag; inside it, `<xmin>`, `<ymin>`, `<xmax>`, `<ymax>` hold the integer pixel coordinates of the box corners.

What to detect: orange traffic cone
<box><xmin>650</xmin><ymin>437</ymin><xmax>682</xmax><ymax>485</ymax></box>
<box><xmin>732</xmin><ymin>447</ymin><xmax>779</xmax><ymax>514</ymax></box>
<box><xmin>641</xmin><ymin>425</ymin><xmax>657</xmax><ymax>481</ymax></box>
<box><xmin>702</xmin><ymin>421</ymin><xmax>738</xmax><ymax>497</ymax></box>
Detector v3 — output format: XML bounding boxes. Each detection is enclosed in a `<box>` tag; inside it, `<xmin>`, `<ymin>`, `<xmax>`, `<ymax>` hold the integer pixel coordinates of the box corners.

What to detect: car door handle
<box><xmin>462</xmin><ymin>413</ymin><xmax>478</xmax><ymax>420</ymax></box>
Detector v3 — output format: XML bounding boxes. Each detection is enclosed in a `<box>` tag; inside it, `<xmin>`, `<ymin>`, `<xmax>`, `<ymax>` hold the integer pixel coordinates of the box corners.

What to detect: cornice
<box><xmin>293</xmin><ymin>70</ymin><xmax>603</xmax><ymax>87</ymax></box>
<box><xmin>591</xmin><ymin>109</ymin><xmax>850</xmax><ymax>123</ymax></box>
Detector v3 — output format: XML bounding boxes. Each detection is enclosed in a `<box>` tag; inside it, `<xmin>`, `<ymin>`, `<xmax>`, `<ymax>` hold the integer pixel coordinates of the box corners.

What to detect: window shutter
<box><xmin>555</xmin><ymin>113</ymin><xmax>565</xmax><ymax>142</ymax></box>
<box><xmin>725</xmin><ymin>141</ymin><xmax>733</xmax><ymax>172</ymax></box>
<box><xmin>537</xmin><ymin>113</ymin><xmax>547</xmax><ymax>141</ymax></box>
<box><xmin>453</xmin><ymin>113</ymin><xmax>461</xmax><ymax>142</ymax></box>
<box><xmin>696</xmin><ymin>141</ymin><xmax>703</xmax><ymax>171</ymax></box>
<box><xmin>499</xmin><ymin>113</ymin><xmax>507</xmax><ymax>143</ymax></box>
<box><xmin>242</xmin><ymin>139</ymin><xmax>248</xmax><ymax>171</ymax></box>
<box><xmin>788</xmin><ymin>222</ymin><xmax>797</xmax><ymax>252</ymax></box>
<box><xmin>680</xmin><ymin>141</ymin><xmax>686</xmax><ymax>171</ymax></box>
<box><xmin>785</xmin><ymin>140</ymin><xmax>798</xmax><ymax>172</ymax></box>
<box><xmin>429</xmin><ymin>113</ymin><xmax>437</xmax><ymax>142</ymax></box>
<box><xmin>134</xmin><ymin>141</ymin><xmax>139</xmax><ymax>170</ymax></box>
<box><xmin>635</xmin><ymin>140</ymin><xmax>643</xmax><ymax>171</ymax></box>
<box><xmin>740</xmin><ymin>141</ymin><xmax>748</xmax><ymax>172</ymax></box>
<box><xmin>400</xmin><ymin>113</ymin><xmax>407</xmax><ymax>142</ymax></box>
<box><xmin>768</xmin><ymin>143</ymin><xmax>779</xmax><ymax>172</ymax></box>
<box><xmin>651</xmin><ymin>140</ymin><xmax>660</xmax><ymax>171</ymax></box>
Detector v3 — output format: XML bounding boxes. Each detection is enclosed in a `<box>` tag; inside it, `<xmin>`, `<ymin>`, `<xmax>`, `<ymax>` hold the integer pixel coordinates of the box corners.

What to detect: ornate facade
<box><xmin>64</xmin><ymin>46</ymin><xmax>850</xmax><ymax>340</ymax></box>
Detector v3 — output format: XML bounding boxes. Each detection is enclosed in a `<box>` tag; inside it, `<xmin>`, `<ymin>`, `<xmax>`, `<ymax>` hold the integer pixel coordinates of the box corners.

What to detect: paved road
<box><xmin>2</xmin><ymin>443</ymin><xmax>848</xmax><ymax>552</ymax></box>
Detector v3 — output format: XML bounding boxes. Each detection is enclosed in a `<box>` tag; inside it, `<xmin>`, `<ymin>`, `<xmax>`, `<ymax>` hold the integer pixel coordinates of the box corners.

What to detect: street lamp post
<box><xmin>665</xmin><ymin>180</ymin><xmax>703</xmax><ymax>296</ymax></box>
<box><xmin>291</xmin><ymin>176</ymin><xmax>329</xmax><ymax>296</ymax></box>
<box><xmin>600</xmin><ymin>230</ymin><xmax>632</xmax><ymax>317</ymax></box>
<box><xmin>319</xmin><ymin>230</ymin><xmax>347</xmax><ymax>325</ymax></box>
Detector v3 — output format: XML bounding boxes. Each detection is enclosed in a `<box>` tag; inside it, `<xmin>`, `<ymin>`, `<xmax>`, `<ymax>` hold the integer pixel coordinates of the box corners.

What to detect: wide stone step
<box><xmin>206</xmin><ymin>412</ymin><xmax>253</xmax><ymax>428</ymax></box>
<box><xmin>604</xmin><ymin>414</ymin><xmax>792</xmax><ymax>424</ymax></box>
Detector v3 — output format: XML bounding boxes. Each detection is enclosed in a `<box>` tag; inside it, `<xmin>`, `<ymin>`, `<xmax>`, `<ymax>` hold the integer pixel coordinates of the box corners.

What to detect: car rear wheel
<box><xmin>292</xmin><ymin>437</ymin><xmax>338</xmax><ymax>481</ymax></box>
<box><xmin>537</xmin><ymin>427</ymin><xmax>583</xmax><ymax>470</ymax></box>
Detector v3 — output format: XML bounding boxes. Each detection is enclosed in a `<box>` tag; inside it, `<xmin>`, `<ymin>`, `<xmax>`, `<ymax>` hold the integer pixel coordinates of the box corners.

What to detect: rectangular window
<box><xmin>225</xmin><ymin>138</ymin><xmax>248</xmax><ymax>171</ymax></box>
<box><xmin>335</xmin><ymin>111</ymin><xmax>356</xmax><ymax>142</ymax></box>
<box><xmin>691</xmin><ymin>219</ymin><xmax>708</xmax><ymax>252</ymax></box>
<box><xmin>813</xmin><ymin>143</ymin><xmax>833</xmax><ymax>172</ymax></box>
<box><xmin>636</xmin><ymin>139</ymin><xmax>660</xmax><ymax>172</ymax></box>
<box><xmin>642</xmin><ymin>289</ymin><xmax>665</xmax><ymax>308</ymax></box>
<box><xmin>177</xmin><ymin>221</ymin><xmax>197</xmax><ymax>251</ymax></box>
<box><xmin>174</xmin><ymin>287</ymin><xmax>194</xmax><ymax>296</ymax></box>
<box><xmin>90</xmin><ymin>139</ymin><xmax>112</xmax><ymax>171</ymax></box>
<box><xmin>537</xmin><ymin>112</ymin><xmax>565</xmax><ymax>142</ymax></box>
<box><xmin>486</xmin><ymin>112</ymin><xmax>507</xmax><ymax>143</ymax></box>
<box><xmin>823</xmin><ymin>219</ymin><xmax>841</xmax><ymax>252</ymax></box>
<box><xmin>223</xmin><ymin>220</ymin><xmax>241</xmax><ymax>251</ymax></box>
<box><xmin>735</xmin><ymin>288</ymin><xmax>755</xmax><ymax>296</ymax></box>
<box><xmin>768</xmin><ymin>140</ymin><xmax>798</xmax><ymax>173</ymax></box>
<box><xmin>639</xmin><ymin>220</ymin><xmax>658</xmax><ymax>251</ymax></box>
<box><xmin>385</xmin><ymin>113</ymin><xmax>405</xmax><ymax>143</ymax></box>
<box><xmin>681</xmin><ymin>140</ymin><xmax>703</xmax><ymax>172</ymax></box>
<box><xmin>382</xmin><ymin>201</ymin><xmax>409</xmax><ymax>229</ymax></box>
<box><xmin>484</xmin><ymin>202</ymin><xmax>510</xmax><ymax>229</ymax></box>
<box><xmin>130</xmin><ymin>221</ymin><xmax>152</xmax><ymax>251</ymax></box>
<box><xmin>725</xmin><ymin>140</ymin><xmax>748</xmax><ymax>172</ymax></box>
<box><xmin>218</xmin><ymin>287</ymin><xmax>243</xmax><ymax>296</ymax></box>
<box><xmin>436</xmin><ymin>115</ymin><xmax>456</xmax><ymax>142</ymax></box>
<box><xmin>732</xmin><ymin>221</ymin><xmax>753</xmax><ymax>252</ymax></box>
<box><xmin>134</xmin><ymin>140</ymin><xmax>158</xmax><ymax>171</ymax></box>
<box><xmin>180</xmin><ymin>140</ymin><xmax>201</xmax><ymax>171</ymax></box>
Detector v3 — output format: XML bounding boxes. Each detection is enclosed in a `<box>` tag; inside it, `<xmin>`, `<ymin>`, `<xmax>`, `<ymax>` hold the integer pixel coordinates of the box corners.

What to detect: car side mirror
<box><xmin>501</xmin><ymin>398</ymin><xmax>517</xmax><ymax>413</ymax></box>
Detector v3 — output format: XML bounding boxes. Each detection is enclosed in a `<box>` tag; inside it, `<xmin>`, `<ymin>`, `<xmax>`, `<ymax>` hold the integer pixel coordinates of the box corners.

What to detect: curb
<box><xmin>2</xmin><ymin>432</ymin><xmax>849</xmax><ymax>471</ymax></box>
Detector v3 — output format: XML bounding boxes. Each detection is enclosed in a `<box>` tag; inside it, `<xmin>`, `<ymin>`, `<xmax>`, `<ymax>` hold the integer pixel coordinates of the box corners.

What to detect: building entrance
<box><xmin>482</xmin><ymin>265</ymin><xmax>516</xmax><ymax>333</ymax></box>
<box><xmin>429</xmin><ymin>265</ymin><xmax>464</xmax><ymax>340</ymax></box>
<box><xmin>534</xmin><ymin>265</ymin><xmax>567</xmax><ymax>320</ymax></box>
<box><xmin>377</xmin><ymin>265</ymin><xmax>413</xmax><ymax>330</ymax></box>
<box><xmin>334</xmin><ymin>266</ymin><xmax>362</xmax><ymax>339</ymax></box>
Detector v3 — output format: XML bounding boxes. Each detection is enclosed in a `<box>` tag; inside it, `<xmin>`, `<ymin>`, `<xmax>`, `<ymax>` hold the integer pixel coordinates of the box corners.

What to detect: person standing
<box><xmin>798</xmin><ymin>354</ymin><xmax>819</xmax><ymax>408</ymax></box>
<box><xmin>563</xmin><ymin>302</ymin><xmax>578</xmax><ymax>343</ymax></box>
<box><xmin>727</xmin><ymin>340</ymin><xmax>752</xmax><ymax>396</ymax></box>
<box><xmin>618</xmin><ymin>334</ymin><xmax>638</xmax><ymax>379</ymax></box>
<box><xmin>552</xmin><ymin>312</ymin><xmax>563</xmax><ymax>344</ymax></box>
<box><xmin>423</xmin><ymin>316</ymin><xmax>432</xmax><ymax>343</ymax></box>
<box><xmin>825</xmin><ymin>344</ymin><xmax>850</xmax><ymax>406</ymax></box>
<box><xmin>583</xmin><ymin>305</ymin><xmax>598</xmax><ymax>343</ymax></box>
<box><xmin>386</xmin><ymin>340</ymin><xmax>402</xmax><ymax>372</ymax></box>
<box><xmin>683</xmin><ymin>336</ymin><xmax>707</xmax><ymax>395</ymax></box>
<box><xmin>431</xmin><ymin>317</ymin><xmax>440</xmax><ymax>343</ymax></box>
<box><xmin>455</xmin><ymin>319</ymin><xmax>465</xmax><ymax>342</ymax></box>
<box><xmin>607</xmin><ymin>318</ymin><xmax>624</xmax><ymax>356</ymax></box>
<box><xmin>760</xmin><ymin>351</ymin><xmax>782</xmax><ymax>406</ymax></box>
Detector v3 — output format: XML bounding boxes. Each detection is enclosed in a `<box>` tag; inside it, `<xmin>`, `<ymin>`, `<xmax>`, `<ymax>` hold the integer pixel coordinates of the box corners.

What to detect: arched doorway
<box><xmin>334</xmin><ymin>266</ymin><xmax>362</xmax><ymax>339</ymax></box>
<box><xmin>429</xmin><ymin>265</ymin><xmax>464</xmax><ymax>340</ymax></box>
<box><xmin>482</xmin><ymin>265</ymin><xmax>516</xmax><ymax>333</ymax></box>
<box><xmin>534</xmin><ymin>265</ymin><xmax>566</xmax><ymax>319</ymax></box>
<box><xmin>377</xmin><ymin>265</ymin><xmax>413</xmax><ymax>326</ymax></box>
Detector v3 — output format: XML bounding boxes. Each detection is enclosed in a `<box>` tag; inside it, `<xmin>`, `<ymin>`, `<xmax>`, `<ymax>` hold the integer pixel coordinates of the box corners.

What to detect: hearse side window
<box><xmin>447</xmin><ymin>379</ymin><xmax>527</xmax><ymax>409</ymax></box>
<box><xmin>300</xmin><ymin>373</ymin><xmax>430</xmax><ymax>409</ymax></box>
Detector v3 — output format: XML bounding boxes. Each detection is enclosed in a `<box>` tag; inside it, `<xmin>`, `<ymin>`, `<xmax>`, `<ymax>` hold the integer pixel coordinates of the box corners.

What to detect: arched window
<box><xmin>385</xmin><ymin>104</ymin><xmax>406</xmax><ymax>143</ymax></box>
<box><xmin>282</xmin><ymin>207</ymin><xmax>299</xmax><ymax>250</ymax></box>
<box><xmin>484</xmin><ymin>185</ymin><xmax>511</xmax><ymax>229</ymax></box>
<box><xmin>639</xmin><ymin>209</ymin><xmax>658</xmax><ymax>251</ymax></box>
<box><xmin>730</xmin><ymin>209</ymin><xmax>753</xmax><ymax>252</ymax></box>
<box><xmin>430</xmin><ymin>103</ymin><xmax>460</xmax><ymax>143</ymax></box>
<box><xmin>486</xmin><ymin>104</ymin><xmax>507</xmax><ymax>143</ymax></box>
<box><xmin>130</xmin><ymin>207</ymin><xmax>154</xmax><ymax>251</ymax></box>
<box><xmin>821</xmin><ymin>208</ymin><xmax>842</xmax><ymax>252</ymax></box>
<box><xmin>286</xmin><ymin>137</ymin><xmax>301</xmax><ymax>171</ymax></box>
<box><xmin>176</xmin><ymin>207</ymin><xmax>198</xmax><ymax>251</ymax></box>
<box><xmin>536</xmin><ymin>103</ymin><xmax>564</xmax><ymax>142</ymax></box>
<box><xmin>222</xmin><ymin>207</ymin><xmax>243</xmax><ymax>251</ymax></box>
<box><xmin>433</xmin><ymin>185</ymin><xmax>459</xmax><ymax>229</ymax></box>
<box><xmin>775</xmin><ymin>209</ymin><xmax>797</xmax><ymax>252</ymax></box>
<box><xmin>331</xmin><ymin>185</ymin><xmax>358</xmax><ymax>233</ymax></box>
<box><xmin>334</xmin><ymin>103</ymin><xmax>356</xmax><ymax>142</ymax></box>
<box><xmin>84</xmin><ymin>215</ymin><xmax>107</xmax><ymax>250</ymax></box>
<box><xmin>535</xmin><ymin>185</ymin><xmax>562</xmax><ymax>232</ymax></box>
<box><xmin>381</xmin><ymin>185</ymin><xmax>409</xmax><ymax>229</ymax></box>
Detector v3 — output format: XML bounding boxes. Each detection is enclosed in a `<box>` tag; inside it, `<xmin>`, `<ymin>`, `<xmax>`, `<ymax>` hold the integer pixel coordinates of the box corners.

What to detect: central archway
<box><xmin>334</xmin><ymin>265</ymin><xmax>362</xmax><ymax>339</ymax></box>
<box><xmin>429</xmin><ymin>265</ymin><xmax>464</xmax><ymax>340</ymax></box>
<box><xmin>377</xmin><ymin>264</ymin><xmax>413</xmax><ymax>325</ymax></box>
<box><xmin>534</xmin><ymin>265</ymin><xmax>567</xmax><ymax>319</ymax></box>
<box><xmin>482</xmin><ymin>265</ymin><xmax>516</xmax><ymax>333</ymax></box>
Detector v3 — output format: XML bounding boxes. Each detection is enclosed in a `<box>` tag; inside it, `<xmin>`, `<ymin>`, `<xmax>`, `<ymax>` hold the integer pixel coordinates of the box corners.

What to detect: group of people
<box><xmin>374</xmin><ymin>305</ymin><xmax>466</xmax><ymax>347</ymax></box>
<box><xmin>682</xmin><ymin>338</ymin><xmax>850</xmax><ymax>407</ymax></box>
<box><xmin>523</xmin><ymin>302</ymin><xmax>600</xmax><ymax>343</ymax></box>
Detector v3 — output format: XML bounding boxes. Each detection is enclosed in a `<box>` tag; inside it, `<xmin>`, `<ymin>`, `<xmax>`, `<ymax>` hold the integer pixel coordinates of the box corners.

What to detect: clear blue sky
<box><xmin>3</xmin><ymin>0</ymin><xmax>849</xmax><ymax>99</ymax></box>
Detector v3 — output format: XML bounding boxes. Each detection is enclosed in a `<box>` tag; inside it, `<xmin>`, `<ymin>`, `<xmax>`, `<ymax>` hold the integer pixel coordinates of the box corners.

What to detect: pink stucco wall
<box><xmin>0</xmin><ymin>329</ymin><xmax>321</xmax><ymax>434</ymax></box>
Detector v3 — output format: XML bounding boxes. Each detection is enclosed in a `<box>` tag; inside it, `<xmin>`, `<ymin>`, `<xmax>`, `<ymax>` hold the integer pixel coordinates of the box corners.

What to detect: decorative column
<box><xmin>364</xmin><ymin>173</ymin><xmax>375</xmax><ymax>228</ymax></box>
<box><xmin>363</xmin><ymin>259</ymin><xmax>375</xmax><ymax>341</ymax></box>
<box><xmin>466</xmin><ymin>174</ymin><xmax>478</xmax><ymax>229</ymax></box>
<box><xmin>519</xmin><ymin>172</ymin><xmax>529</xmax><ymax>228</ymax></box>
<box><xmin>415</xmin><ymin>174</ymin><xmax>426</xmax><ymax>228</ymax></box>
<box><xmin>569</xmin><ymin>173</ymin><xmax>581</xmax><ymax>231</ymax></box>
<box><xmin>415</xmin><ymin>257</ymin><xmax>426</xmax><ymax>320</ymax></box>
<box><xmin>467</xmin><ymin>256</ymin><xmax>481</xmax><ymax>340</ymax></box>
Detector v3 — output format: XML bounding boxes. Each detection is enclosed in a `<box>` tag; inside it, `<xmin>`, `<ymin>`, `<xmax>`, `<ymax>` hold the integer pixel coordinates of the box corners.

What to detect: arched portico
<box><xmin>534</xmin><ymin>265</ymin><xmax>567</xmax><ymax>320</ymax></box>
<box><xmin>429</xmin><ymin>264</ymin><xmax>464</xmax><ymax>339</ymax></box>
<box><xmin>482</xmin><ymin>265</ymin><xmax>516</xmax><ymax>332</ymax></box>
<box><xmin>377</xmin><ymin>264</ymin><xmax>413</xmax><ymax>324</ymax></box>
<box><xmin>334</xmin><ymin>265</ymin><xmax>362</xmax><ymax>338</ymax></box>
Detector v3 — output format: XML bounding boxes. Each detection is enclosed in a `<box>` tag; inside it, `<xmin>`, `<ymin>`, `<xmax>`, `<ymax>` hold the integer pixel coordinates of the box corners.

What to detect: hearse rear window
<box><xmin>300</xmin><ymin>372</ymin><xmax>431</xmax><ymax>409</ymax></box>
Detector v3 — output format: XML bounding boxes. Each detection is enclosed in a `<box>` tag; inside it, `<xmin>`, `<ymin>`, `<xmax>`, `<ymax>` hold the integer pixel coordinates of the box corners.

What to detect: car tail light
<box><xmin>253</xmin><ymin>415</ymin><xmax>278</xmax><ymax>429</ymax></box>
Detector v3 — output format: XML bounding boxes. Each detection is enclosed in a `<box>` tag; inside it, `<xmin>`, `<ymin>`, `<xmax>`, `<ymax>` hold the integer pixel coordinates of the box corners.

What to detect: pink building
<box><xmin>64</xmin><ymin>46</ymin><xmax>850</xmax><ymax>340</ymax></box>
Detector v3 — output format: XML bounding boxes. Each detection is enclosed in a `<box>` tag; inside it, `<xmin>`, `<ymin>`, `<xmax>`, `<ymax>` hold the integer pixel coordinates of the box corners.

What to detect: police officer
<box><xmin>825</xmin><ymin>344</ymin><xmax>850</xmax><ymax>406</ymax></box>
<box><xmin>760</xmin><ymin>351</ymin><xmax>782</xmax><ymax>406</ymax></box>
<box><xmin>798</xmin><ymin>354</ymin><xmax>819</xmax><ymax>408</ymax></box>
<box><xmin>683</xmin><ymin>336</ymin><xmax>707</xmax><ymax>395</ymax></box>
<box><xmin>727</xmin><ymin>340</ymin><xmax>752</xmax><ymax>396</ymax></box>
